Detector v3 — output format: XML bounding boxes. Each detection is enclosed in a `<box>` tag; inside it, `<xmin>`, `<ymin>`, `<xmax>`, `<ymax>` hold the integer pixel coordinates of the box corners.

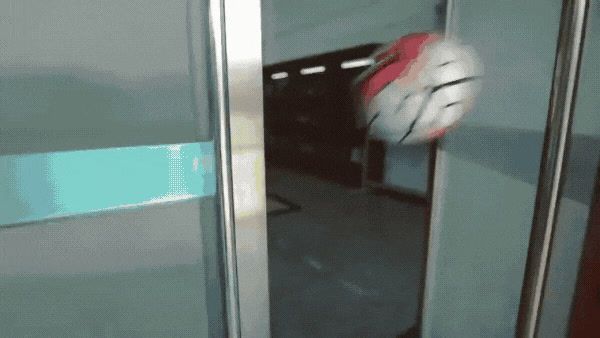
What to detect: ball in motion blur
<box><xmin>357</xmin><ymin>32</ymin><xmax>482</xmax><ymax>144</ymax></box>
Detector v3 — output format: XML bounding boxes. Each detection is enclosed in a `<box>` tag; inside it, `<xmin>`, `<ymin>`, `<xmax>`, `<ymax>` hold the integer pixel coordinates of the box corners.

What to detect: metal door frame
<box><xmin>210</xmin><ymin>0</ymin><xmax>270</xmax><ymax>337</ymax></box>
<box><xmin>516</xmin><ymin>1</ymin><xmax>589</xmax><ymax>337</ymax></box>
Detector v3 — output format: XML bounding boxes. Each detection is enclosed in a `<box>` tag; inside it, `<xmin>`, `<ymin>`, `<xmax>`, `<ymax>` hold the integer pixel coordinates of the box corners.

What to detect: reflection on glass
<box><xmin>0</xmin><ymin>0</ymin><xmax>225</xmax><ymax>336</ymax></box>
<box><xmin>423</xmin><ymin>0</ymin><xmax>563</xmax><ymax>336</ymax></box>
<box><xmin>0</xmin><ymin>0</ymin><xmax>211</xmax><ymax>154</ymax></box>
<box><xmin>537</xmin><ymin>6</ymin><xmax>600</xmax><ymax>337</ymax></box>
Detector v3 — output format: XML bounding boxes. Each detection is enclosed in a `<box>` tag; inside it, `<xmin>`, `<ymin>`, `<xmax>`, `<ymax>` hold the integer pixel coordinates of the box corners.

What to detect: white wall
<box><xmin>262</xmin><ymin>0</ymin><xmax>438</xmax><ymax>65</ymax></box>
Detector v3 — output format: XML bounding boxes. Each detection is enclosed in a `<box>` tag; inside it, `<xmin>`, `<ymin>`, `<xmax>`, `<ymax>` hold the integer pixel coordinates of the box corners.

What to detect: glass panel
<box><xmin>423</xmin><ymin>1</ymin><xmax>563</xmax><ymax>336</ymax></box>
<box><xmin>0</xmin><ymin>0</ymin><xmax>211</xmax><ymax>154</ymax></box>
<box><xmin>537</xmin><ymin>3</ymin><xmax>600</xmax><ymax>336</ymax></box>
<box><xmin>0</xmin><ymin>0</ymin><xmax>226</xmax><ymax>337</ymax></box>
<box><xmin>0</xmin><ymin>200</ymin><xmax>224</xmax><ymax>337</ymax></box>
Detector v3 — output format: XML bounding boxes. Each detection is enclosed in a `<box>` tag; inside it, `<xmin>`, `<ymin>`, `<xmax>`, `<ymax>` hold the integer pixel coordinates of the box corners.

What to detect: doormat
<box><xmin>266</xmin><ymin>193</ymin><xmax>301</xmax><ymax>216</ymax></box>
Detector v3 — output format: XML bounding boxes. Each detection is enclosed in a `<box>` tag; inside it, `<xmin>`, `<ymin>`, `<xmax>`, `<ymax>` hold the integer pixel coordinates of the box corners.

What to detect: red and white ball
<box><xmin>357</xmin><ymin>33</ymin><xmax>482</xmax><ymax>144</ymax></box>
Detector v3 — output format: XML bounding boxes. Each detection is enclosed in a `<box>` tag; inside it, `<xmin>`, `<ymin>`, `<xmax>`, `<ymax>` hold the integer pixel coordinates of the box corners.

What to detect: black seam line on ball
<box><xmin>444</xmin><ymin>101</ymin><xmax>462</xmax><ymax>108</ymax></box>
<box><xmin>393</xmin><ymin>94</ymin><xmax>411</xmax><ymax>115</ymax></box>
<box><xmin>437</xmin><ymin>60</ymin><xmax>454</xmax><ymax>67</ymax></box>
<box><xmin>367</xmin><ymin>111</ymin><xmax>381</xmax><ymax>128</ymax></box>
<box><xmin>431</xmin><ymin>76</ymin><xmax>479</xmax><ymax>93</ymax></box>
<box><xmin>397</xmin><ymin>88</ymin><xmax>433</xmax><ymax>144</ymax></box>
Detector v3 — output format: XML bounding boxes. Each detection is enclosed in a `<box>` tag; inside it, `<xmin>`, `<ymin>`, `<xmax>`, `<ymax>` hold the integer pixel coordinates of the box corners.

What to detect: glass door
<box><xmin>422</xmin><ymin>1</ymin><xmax>591</xmax><ymax>337</ymax></box>
<box><xmin>0</xmin><ymin>0</ymin><xmax>268</xmax><ymax>337</ymax></box>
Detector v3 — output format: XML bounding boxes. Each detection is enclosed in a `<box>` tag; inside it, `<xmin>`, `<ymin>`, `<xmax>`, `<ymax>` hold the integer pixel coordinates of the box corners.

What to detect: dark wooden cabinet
<box><xmin>263</xmin><ymin>44</ymin><xmax>381</xmax><ymax>186</ymax></box>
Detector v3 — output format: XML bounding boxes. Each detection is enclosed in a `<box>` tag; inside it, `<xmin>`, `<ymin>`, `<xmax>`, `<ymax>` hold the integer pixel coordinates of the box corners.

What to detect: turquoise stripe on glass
<box><xmin>0</xmin><ymin>142</ymin><xmax>216</xmax><ymax>226</ymax></box>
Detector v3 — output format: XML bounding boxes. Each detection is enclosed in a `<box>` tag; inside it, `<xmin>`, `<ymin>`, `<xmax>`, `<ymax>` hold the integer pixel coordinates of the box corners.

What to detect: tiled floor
<box><xmin>266</xmin><ymin>167</ymin><xmax>427</xmax><ymax>338</ymax></box>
